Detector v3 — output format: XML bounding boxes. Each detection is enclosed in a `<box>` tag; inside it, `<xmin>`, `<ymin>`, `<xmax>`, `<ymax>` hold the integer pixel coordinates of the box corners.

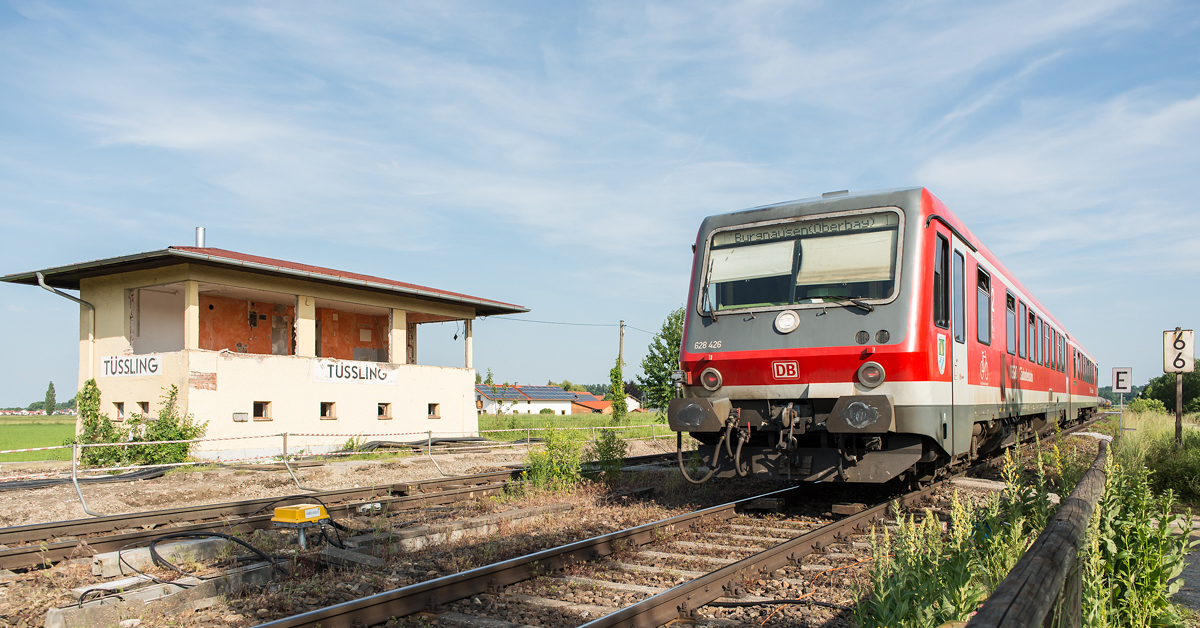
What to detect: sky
<box><xmin>1</xmin><ymin>0</ymin><xmax>1199</xmax><ymax>405</ymax></box>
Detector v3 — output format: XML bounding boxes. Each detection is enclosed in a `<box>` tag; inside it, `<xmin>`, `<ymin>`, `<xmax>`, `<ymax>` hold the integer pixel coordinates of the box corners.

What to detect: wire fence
<box><xmin>0</xmin><ymin>423</ymin><xmax>678</xmax><ymax>481</ymax></box>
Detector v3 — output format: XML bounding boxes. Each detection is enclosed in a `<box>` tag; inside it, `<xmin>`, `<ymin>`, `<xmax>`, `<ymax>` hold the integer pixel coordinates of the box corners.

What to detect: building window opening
<box><xmin>195</xmin><ymin>283</ymin><xmax>297</xmax><ymax>356</ymax></box>
<box><xmin>378</xmin><ymin>403</ymin><xmax>392</xmax><ymax>420</ymax></box>
<box><xmin>114</xmin><ymin>402</ymin><xmax>125</xmax><ymax>422</ymax></box>
<box><xmin>313</xmin><ymin>298</ymin><xmax>390</xmax><ymax>362</ymax></box>
<box><xmin>137</xmin><ymin>401</ymin><xmax>150</xmax><ymax>416</ymax></box>
<box><xmin>253</xmin><ymin>401</ymin><xmax>271</xmax><ymax>421</ymax></box>
<box><xmin>427</xmin><ymin>403</ymin><xmax>441</xmax><ymax>419</ymax></box>
<box><xmin>320</xmin><ymin>402</ymin><xmax>336</xmax><ymax>420</ymax></box>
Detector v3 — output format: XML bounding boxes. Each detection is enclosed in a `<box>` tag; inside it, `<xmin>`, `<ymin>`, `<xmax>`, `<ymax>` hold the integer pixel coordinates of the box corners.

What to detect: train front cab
<box><xmin>670</xmin><ymin>188</ymin><xmax>1098</xmax><ymax>485</ymax></box>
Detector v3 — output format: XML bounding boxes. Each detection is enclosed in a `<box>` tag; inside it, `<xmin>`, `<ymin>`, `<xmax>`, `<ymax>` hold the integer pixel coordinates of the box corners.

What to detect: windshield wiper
<box><xmin>814</xmin><ymin>297</ymin><xmax>874</xmax><ymax>313</ymax></box>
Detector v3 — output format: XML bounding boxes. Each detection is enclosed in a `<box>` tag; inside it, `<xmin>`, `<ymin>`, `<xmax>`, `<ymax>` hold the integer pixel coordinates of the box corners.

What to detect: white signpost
<box><xmin>1163</xmin><ymin>328</ymin><xmax>1194</xmax><ymax>447</ymax></box>
<box><xmin>1112</xmin><ymin>367</ymin><xmax>1132</xmax><ymax>405</ymax></box>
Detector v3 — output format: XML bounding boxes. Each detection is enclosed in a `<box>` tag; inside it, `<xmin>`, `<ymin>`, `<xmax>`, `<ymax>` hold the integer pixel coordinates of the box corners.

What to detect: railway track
<box><xmin>250</xmin><ymin>416</ymin><xmax>1106</xmax><ymax>628</ymax></box>
<box><xmin>0</xmin><ymin>452</ymin><xmax>679</xmax><ymax>572</ymax></box>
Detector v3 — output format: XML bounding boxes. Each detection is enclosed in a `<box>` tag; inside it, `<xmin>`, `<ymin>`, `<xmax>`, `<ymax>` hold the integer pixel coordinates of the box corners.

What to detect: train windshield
<box><xmin>703</xmin><ymin>211</ymin><xmax>900</xmax><ymax>311</ymax></box>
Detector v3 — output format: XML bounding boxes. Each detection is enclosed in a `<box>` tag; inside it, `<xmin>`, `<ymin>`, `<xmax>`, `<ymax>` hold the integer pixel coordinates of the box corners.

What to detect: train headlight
<box><xmin>700</xmin><ymin>367</ymin><xmax>723</xmax><ymax>391</ymax></box>
<box><xmin>855</xmin><ymin>331</ymin><xmax>870</xmax><ymax>345</ymax></box>
<box><xmin>857</xmin><ymin>361</ymin><xmax>885</xmax><ymax>388</ymax></box>
<box><xmin>774</xmin><ymin>310</ymin><xmax>800</xmax><ymax>334</ymax></box>
<box><xmin>875</xmin><ymin>329</ymin><xmax>890</xmax><ymax>344</ymax></box>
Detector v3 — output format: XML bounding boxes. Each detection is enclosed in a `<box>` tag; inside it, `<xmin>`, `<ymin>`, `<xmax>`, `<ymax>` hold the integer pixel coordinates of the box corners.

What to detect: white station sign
<box><xmin>1163</xmin><ymin>329</ymin><xmax>1195</xmax><ymax>374</ymax></box>
<box><xmin>100</xmin><ymin>355</ymin><xmax>162</xmax><ymax>378</ymax></box>
<box><xmin>1112</xmin><ymin>367</ymin><xmax>1133</xmax><ymax>394</ymax></box>
<box><xmin>313</xmin><ymin>358</ymin><xmax>399</xmax><ymax>385</ymax></box>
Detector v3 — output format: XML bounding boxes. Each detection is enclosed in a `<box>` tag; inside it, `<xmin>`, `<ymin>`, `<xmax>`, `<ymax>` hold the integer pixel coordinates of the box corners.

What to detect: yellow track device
<box><xmin>272</xmin><ymin>504</ymin><xmax>331</xmax><ymax>550</ymax></box>
<box><xmin>272</xmin><ymin>503</ymin><xmax>329</xmax><ymax>524</ymax></box>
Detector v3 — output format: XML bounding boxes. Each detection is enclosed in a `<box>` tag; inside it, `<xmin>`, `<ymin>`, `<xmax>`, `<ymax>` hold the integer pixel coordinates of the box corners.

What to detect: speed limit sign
<box><xmin>1164</xmin><ymin>329</ymin><xmax>1195</xmax><ymax>373</ymax></box>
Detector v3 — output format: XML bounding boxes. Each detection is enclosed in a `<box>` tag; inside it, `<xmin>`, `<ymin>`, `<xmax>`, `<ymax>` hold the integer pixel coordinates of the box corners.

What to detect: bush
<box><xmin>69</xmin><ymin>381</ymin><xmax>207</xmax><ymax>468</ymax></box>
<box><xmin>585</xmin><ymin>427</ymin><xmax>628</xmax><ymax>479</ymax></box>
<box><xmin>522</xmin><ymin>427</ymin><xmax>583</xmax><ymax>492</ymax></box>
<box><xmin>1082</xmin><ymin>461</ymin><xmax>1197</xmax><ymax>627</ymax></box>
<box><xmin>858</xmin><ymin>437</ymin><xmax>1196</xmax><ymax>628</ymax></box>
<box><xmin>1128</xmin><ymin>397</ymin><xmax>1167</xmax><ymax>414</ymax></box>
<box><xmin>538</xmin><ymin>408</ymin><xmax>554</xmax><ymax>415</ymax></box>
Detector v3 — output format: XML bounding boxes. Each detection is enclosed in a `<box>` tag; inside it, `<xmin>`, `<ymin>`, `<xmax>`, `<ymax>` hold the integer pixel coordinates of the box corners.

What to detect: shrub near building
<box><xmin>71</xmin><ymin>379</ymin><xmax>207</xmax><ymax>467</ymax></box>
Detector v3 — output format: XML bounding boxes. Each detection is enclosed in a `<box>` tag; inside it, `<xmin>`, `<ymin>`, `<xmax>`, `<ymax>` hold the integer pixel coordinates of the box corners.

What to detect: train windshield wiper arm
<box><xmin>822</xmin><ymin>298</ymin><xmax>874</xmax><ymax>313</ymax></box>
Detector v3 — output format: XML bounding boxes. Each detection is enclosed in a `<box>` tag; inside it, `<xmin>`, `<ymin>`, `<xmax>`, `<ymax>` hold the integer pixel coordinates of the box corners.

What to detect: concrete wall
<box><xmin>76</xmin><ymin>262</ymin><xmax>479</xmax><ymax>457</ymax></box>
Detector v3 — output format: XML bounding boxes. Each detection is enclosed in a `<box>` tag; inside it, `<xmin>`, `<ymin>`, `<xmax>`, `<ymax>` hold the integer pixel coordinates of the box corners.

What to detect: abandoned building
<box><xmin>1</xmin><ymin>237</ymin><xmax>527</xmax><ymax>457</ymax></box>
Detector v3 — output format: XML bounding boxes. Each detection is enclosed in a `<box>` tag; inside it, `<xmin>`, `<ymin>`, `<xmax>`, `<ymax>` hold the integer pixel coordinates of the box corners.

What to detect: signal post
<box><xmin>1163</xmin><ymin>328</ymin><xmax>1194</xmax><ymax>448</ymax></box>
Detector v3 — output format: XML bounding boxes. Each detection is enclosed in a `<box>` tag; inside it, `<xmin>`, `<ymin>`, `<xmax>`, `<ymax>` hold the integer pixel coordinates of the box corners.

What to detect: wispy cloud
<box><xmin>0</xmin><ymin>0</ymin><xmax>1196</xmax><ymax>399</ymax></box>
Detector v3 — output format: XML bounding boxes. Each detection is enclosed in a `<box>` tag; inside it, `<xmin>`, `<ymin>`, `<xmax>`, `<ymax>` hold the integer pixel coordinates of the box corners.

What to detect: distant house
<box><xmin>475</xmin><ymin>385</ymin><xmax>586</xmax><ymax>415</ymax></box>
<box><xmin>572</xmin><ymin>399</ymin><xmax>612</xmax><ymax>414</ymax></box>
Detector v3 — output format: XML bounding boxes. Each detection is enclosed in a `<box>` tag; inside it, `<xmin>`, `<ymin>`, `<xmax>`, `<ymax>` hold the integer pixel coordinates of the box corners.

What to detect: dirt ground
<box><xmin>0</xmin><ymin>440</ymin><xmax>675</xmax><ymax>528</ymax></box>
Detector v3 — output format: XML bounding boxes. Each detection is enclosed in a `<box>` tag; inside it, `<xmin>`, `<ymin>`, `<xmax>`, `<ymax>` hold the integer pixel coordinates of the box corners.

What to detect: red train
<box><xmin>667</xmin><ymin>188</ymin><xmax>1099</xmax><ymax>485</ymax></box>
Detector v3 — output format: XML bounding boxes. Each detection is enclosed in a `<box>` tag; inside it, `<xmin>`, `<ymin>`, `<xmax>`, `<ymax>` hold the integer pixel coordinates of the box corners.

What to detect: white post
<box><xmin>464</xmin><ymin>319</ymin><xmax>473</xmax><ymax>369</ymax></box>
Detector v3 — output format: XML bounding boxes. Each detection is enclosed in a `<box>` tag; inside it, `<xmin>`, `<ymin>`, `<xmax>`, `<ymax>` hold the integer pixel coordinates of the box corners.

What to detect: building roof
<box><xmin>475</xmin><ymin>384</ymin><xmax>528</xmax><ymax>400</ymax></box>
<box><xmin>1</xmin><ymin>246</ymin><xmax>528</xmax><ymax>317</ymax></box>
<box><xmin>475</xmin><ymin>384</ymin><xmax>591</xmax><ymax>402</ymax></box>
<box><xmin>573</xmin><ymin>400</ymin><xmax>612</xmax><ymax>412</ymax></box>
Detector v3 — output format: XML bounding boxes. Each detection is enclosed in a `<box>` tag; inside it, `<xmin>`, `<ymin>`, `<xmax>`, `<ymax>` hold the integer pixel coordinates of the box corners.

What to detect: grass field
<box><xmin>0</xmin><ymin>415</ymin><xmax>76</xmax><ymax>462</ymax></box>
<box><xmin>477</xmin><ymin>412</ymin><xmax>668</xmax><ymax>442</ymax></box>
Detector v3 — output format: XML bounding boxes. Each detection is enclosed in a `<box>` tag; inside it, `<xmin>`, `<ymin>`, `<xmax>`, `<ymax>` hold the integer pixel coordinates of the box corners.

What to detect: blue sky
<box><xmin>1</xmin><ymin>0</ymin><xmax>1198</xmax><ymax>405</ymax></box>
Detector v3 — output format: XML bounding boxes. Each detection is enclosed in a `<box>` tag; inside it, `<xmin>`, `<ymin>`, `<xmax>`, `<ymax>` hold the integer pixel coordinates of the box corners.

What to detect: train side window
<box><xmin>976</xmin><ymin>266</ymin><xmax>991</xmax><ymax>345</ymax></box>
<box><xmin>953</xmin><ymin>251</ymin><xmax>965</xmax><ymax>343</ymax></box>
<box><xmin>1036</xmin><ymin>317</ymin><xmax>1043</xmax><ymax>365</ymax></box>
<box><xmin>1005</xmin><ymin>293</ymin><xmax>1016</xmax><ymax>355</ymax></box>
<box><xmin>933</xmin><ymin>235</ymin><xmax>949</xmax><ymax>329</ymax></box>
<box><xmin>1027</xmin><ymin>311</ymin><xmax>1034</xmax><ymax>361</ymax></box>
<box><xmin>1018</xmin><ymin>302</ymin><xmax>1027</xmax><ymax>359</ymax></box>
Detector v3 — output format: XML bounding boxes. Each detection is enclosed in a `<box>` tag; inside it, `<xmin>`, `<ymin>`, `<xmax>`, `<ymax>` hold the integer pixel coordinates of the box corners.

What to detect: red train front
<box><xmin>667</xmin><ymin>188</ymin><xmax>1099</xmax><ymax>485</ymax></box>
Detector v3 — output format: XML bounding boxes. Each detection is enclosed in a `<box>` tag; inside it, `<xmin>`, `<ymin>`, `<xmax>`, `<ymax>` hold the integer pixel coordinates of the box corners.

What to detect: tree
<box><xmin>1140</xmin><ymin>361</ymin><xmax>1200</xmax><ymax>413</ymax></box>
<box><xmin>608</xmin><ymin>357</ymin><xmax>627</xmax><ymax>423</ymax></box>
<box><xmin>637</xmin><ymin>307</ymin><xmax>685</xmax><ymax>412</ymax></box>
<box><xmin>44</xmin><ymin>381</ymin><xmax>56</xmax><ymax>416</ymax></box>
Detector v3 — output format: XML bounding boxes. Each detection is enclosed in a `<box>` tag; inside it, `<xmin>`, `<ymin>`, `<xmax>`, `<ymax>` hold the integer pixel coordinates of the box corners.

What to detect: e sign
<box><xmin>1112</xmin><ymin>367</ymin><xmax>1132</xmax><ymax>394</ymax></box>
<box><xmin>1163</xmin><ymin>329</ymin><xmax>1195</xmax><ymax>374</ymax></box>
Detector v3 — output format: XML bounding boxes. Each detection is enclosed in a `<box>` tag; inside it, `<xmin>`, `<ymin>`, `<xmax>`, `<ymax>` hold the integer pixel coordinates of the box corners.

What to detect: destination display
<box><xmin>100</xmin><ymin>355</ymin><xmax>162</xmax><ymax>378</ymax></box>
<box><xmin>313</xmin><ymin>358</ymin><xmax>399</xmax><ymax>385</ymax></box>
<box><xmin>713</xmin><ymin>211</ymin><xmax>899</xmax><ymax>247</ymax></box>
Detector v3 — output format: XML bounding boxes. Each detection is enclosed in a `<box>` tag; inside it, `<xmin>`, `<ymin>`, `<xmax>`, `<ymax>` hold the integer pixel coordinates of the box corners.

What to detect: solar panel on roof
<box><xmin>475</xmin><ymin>384</ymin><xmax>527</xmax><ymax>400</ymax></box>
<box><xmin>515</xmin><ymin>386</ymin><xmax>577</xmax><ymax>400</ymax></box>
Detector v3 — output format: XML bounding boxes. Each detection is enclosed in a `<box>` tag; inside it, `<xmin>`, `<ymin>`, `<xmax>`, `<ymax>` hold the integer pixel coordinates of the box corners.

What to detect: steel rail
<box><xmin>0</xmin><ymin>452</ymin><xmax>681</xmax><ymax>571</ymax></box>
<box><xmin>579</xmin><ymin>483</ymin><xmax>940</xmax><ymax>627</ymax></box>
<box><xmin>0</xmin><ymin>469</ymin><xmax>519</xmax><ymax>546</ymax></box>
<box><xmin>253</xmin><ymin>485</ymin><xmax>804</xmax><ymax>628</ymax></box>
<box><xmin>251</xmin><ymin>414</ymin><xmax>1104</xmax><ymax>628</ymax></box>
<box><xmin>581</xmin><ymin>415</ymin><xmax>1106</xmax><ymax>628</ymax></box>
<box><xmin>0</xmin><ymin>481</ymin><xmax>514</xmax><ymax>571</ymax></box>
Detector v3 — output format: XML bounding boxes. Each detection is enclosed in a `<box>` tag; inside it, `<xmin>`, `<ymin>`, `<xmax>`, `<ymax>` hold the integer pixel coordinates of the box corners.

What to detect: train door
<box><xmin>950</xmin><ymin>240</ymin><xmax>970</xmax><ymax>455</ymax></box>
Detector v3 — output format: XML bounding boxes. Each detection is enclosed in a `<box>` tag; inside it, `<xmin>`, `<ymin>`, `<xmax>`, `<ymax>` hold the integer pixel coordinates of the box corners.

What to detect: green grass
<box><xmin>0</xmin><ymin>417</ymin><xmax>76</xmax><ymax>462</ymax></box>
<box><xmin>477</xmin><ymin>413</ymin><xmax>668</xmax><ymax>442</ymax></box>
<box><xmin>1111</xmin><ymin>410</ymin><xmax>1200</xmax><ymax>507</ymax></box>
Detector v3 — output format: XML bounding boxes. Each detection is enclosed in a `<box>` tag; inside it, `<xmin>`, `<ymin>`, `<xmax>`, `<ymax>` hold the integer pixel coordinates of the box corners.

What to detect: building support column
<box><xmin>296</xmin><ymin>295</ymin><xmax>316</xmax><ymax>357</ymax></box>
<box><xmin>183</xmin><ymin>280</ymin><xmax>200</xmax><ymax>350</ymax></box>
<box><xmin>464</xmin><ymin>319</ymin><xmax>473</xmax><ymax>369</ymax></box>
<box><xmin>390</xmin><ymin>310</ymin><xmax>407</xmax><ymax>364</ymax></box>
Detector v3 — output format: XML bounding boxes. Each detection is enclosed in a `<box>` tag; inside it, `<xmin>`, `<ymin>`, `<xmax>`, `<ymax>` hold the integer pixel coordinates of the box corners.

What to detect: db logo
<box><xmin>772</xmin><ymin>361</ymin><xmax>800</xmax><ymax>379</ymax></box>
